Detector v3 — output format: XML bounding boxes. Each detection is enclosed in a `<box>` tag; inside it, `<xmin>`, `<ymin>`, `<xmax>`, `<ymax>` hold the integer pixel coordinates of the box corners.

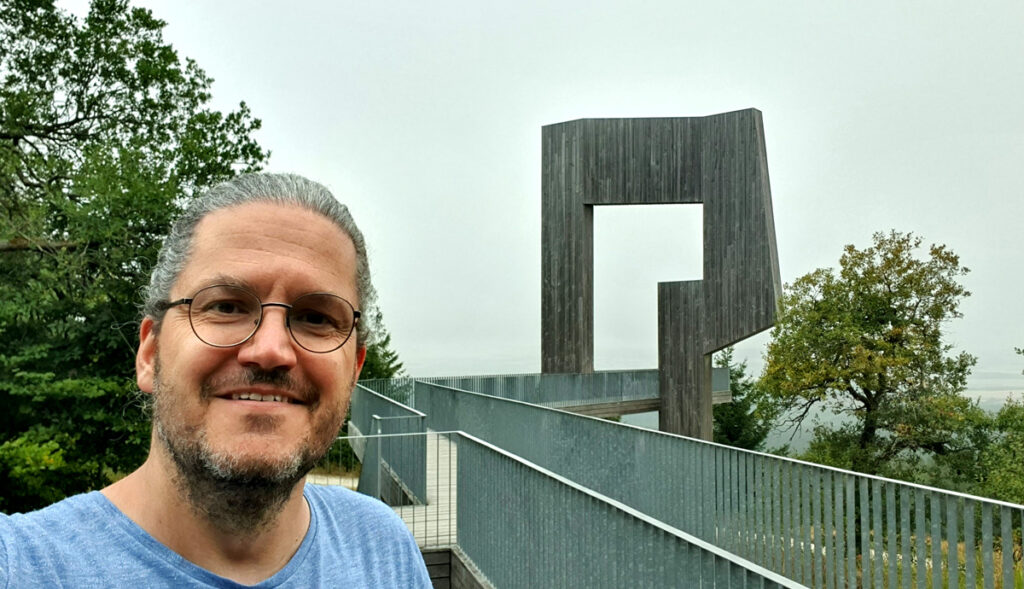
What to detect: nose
<box><xmin>235</xmin><ymin>306</ymin><xmax>298</xmax><ymax>371</ymax></box>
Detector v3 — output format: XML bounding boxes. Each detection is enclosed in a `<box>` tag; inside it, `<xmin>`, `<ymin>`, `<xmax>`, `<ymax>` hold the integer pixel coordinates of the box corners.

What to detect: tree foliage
<box><xmin>977</xmin><ymin>397</ymin><xmax>1024</xmax><ymax>504</ymax></box>
<box><xmin>712</xmin><ymin>347</ymin><xmax>773</xmax><ymax>451</ymax></box>
<box><xmin>359</xmin><ymin>311</ymin><xmax>404</xmax><ymax>380</ymax></box>
<box><xmin>0</xmin><ymin>0</ymin><xmax>267</xmax><ymax>512</ymax></box>
<box><xmin>761</xmin><ymin>231</ymin><xmax>978</xmax><ymax>477</ymax></box>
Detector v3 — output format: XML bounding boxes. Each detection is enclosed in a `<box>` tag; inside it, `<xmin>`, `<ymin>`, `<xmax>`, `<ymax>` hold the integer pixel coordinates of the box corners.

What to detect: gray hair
<box><xmin>142</xmin><ymin>173</ymin><xmax>377</xmax><ymax>348</ymax></box>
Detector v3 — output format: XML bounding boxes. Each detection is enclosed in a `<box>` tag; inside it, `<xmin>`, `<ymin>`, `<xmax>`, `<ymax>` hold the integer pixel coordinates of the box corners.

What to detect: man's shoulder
<box><xmin>1</xmin><ymin>491</ymin><xmax>109</xmax><ymax>537</ymax></box>
<box><xmin>1</xmin><ymin>492</ymin><xmax>141</xmax><ymax>587</ymax></box>
<box><xmin>301</xmin><ymin>483</ymin><xmax>430</xmax><ymax>586</ymax></box>
<box><xmin>304</xmin><ymin>483</ymin><xmax>403</xmax><ymax>529</ymax></box>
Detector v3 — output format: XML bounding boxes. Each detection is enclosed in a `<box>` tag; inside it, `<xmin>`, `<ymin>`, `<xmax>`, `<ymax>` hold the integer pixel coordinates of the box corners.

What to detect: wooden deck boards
<box><xmin>394</xmin><ymin>432</ymin><xmax>457</xmax><ymax>548</ymax></box>
<box><xmin>310</xmin><ymin>432</ymin><xmax>457</xmax><ymax>548</ymax></box>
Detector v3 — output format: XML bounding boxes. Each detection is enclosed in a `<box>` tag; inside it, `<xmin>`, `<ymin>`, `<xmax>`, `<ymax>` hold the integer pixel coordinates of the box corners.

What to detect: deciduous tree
<box><xmin>761</xmin><ymin>231</ymin><xmax>978</xmax><ymax>477</ymax></box>
<box><xmin>0</xmin><ymin>0</ymin><xmax>267</xmax><ymax>512</ymax></box>
<box><xmin>978</xmin><ymin>397</ymin><xmax>1024</xmax><ymax>503</ymax></box>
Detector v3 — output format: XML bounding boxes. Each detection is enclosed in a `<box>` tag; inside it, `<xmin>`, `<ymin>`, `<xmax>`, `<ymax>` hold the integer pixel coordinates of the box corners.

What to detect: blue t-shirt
<box><xmin>0</xmin><ymin>484</ymin><xmax>431</xmax><ymax>588</ymax></box>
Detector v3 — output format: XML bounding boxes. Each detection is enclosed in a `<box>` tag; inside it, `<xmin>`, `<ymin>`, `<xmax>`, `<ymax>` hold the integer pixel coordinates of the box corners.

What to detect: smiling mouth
<box><xmin>229</xmin><ymin>392</ymin><xmax>301</xmax><ymax>404</ymax></box>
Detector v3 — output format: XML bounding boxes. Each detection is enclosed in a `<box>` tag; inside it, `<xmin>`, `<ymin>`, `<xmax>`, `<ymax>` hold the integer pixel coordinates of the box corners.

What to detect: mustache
<box><xmin>200</xmin><ymin>368</ymin><xmax>319</xmax><ymax>406</ymax></box>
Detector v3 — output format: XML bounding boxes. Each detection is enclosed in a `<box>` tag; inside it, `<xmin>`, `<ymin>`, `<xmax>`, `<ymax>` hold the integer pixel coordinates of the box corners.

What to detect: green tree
<box><xmin>970</xmin><ymin>348</ymin><xmax>1024</xmax><ymax>502</ymax></box>
<box><xmin>359</xmin><ymin>311</ymin><xmax>404</xmax><ymax>380</ymax></box>
<box><xmin>760</xmin><ymin>231</ymin><xmax>978</xmax><ymax>477</ymax></box>
<box><xmin>978</xmin><ymin>397</ymin><xmax>1024</xmax><ymax>503</ymax></box>
<box><xmin>712</xmin><ymin>347</ymin><xmax>773</xmax><ymax>451</ymax></box>
<box><xmin>0</xmin><ymin>0</ymin><xmax>267</xmax><ymax>512</ymax></box>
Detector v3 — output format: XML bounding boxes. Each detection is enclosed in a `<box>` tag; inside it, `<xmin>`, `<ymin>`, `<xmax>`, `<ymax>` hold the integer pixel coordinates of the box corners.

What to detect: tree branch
<box><xmin>0</xmin><ymin>239</ymin><xmax>87</xmax><ymax>252</ymax></box>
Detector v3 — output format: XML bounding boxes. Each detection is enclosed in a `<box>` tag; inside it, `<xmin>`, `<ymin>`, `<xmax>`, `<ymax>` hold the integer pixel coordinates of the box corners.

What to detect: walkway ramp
<box><xmin>394</xmin><ymin>431</ymin><xmax>457</xmax><ymax>547</ymax></box>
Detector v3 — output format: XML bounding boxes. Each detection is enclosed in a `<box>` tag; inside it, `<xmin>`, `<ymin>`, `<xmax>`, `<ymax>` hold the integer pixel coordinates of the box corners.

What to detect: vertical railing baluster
<box><xmin>690</xmin><ymin>443</ymin><xmax>700</xmax><ymax>540</ymax></box>
<box><xmin>764</xmin><ymin>457</ymin><xmax>773</xmax><ymax>571</ymax></box>
<box><xmin>699</xmin><ymin>442</ymin><xmax>707</xmax><ymax>539</ymax></box>
<box><xmin>810</xmin><ymin>465</ymin><xmax>823</xmax><ymax>589</ymax></box>
<box><xmin>751</xmin><ymin>451</ymin><xmax>761</xmax><ymax>564</ymax></box>
<box><xmin>869</xmin><ymin>479</ymin><xmax>882</xmax><ymax>589</ymax></box>
<box><xmin>885</xmin><ymin>483</ymin><xmax>895</xmax><ymax>589</ymax></box>
<box><xmin>782</xmin><ymin>462</ymin><xmax>792</xmax><ymax>576</ymax></box>
<box><xmin>724</xmin><ymin>447</ymin><xmax>733</xmax><ymax>551</ymax></box>
<box><xmin>946</xmin><ymin>495</ymin><xmax>959</xmax><ymax>589</ymax></box>
<box><xmin>1001</xmin><ymin>505</ymin><xmax>1014</xmax><ymax>589</ymax></box>
<box><xmin>846</xmin><ymin>476</ymin><xmax>856</xmax><ymax>588</ymax></box>
<box><xmin>716</xmin><ymin>446</ymin><xmax>725</xmax><ymax>547</ymax></box>
<box><xmin>765</xmin><ymin>455</ymin><xmax>774</xmax><ymax>573</ymax></box>
<box><xmin>915</xmin><ymin>490</ymin><xmax>927</xmax><ymax>589</ymax></box>
<box><xmin>704</xmin><ymin>443</ymin><xmax>715</xmax><ymax>544</ymax></box>
<box><xmin>824</xmin><ymin>470</ymin><xmax>835</xmax><ymax>589</ymax></box>
<box><xmin>930</xmin><ymin>492</ymin><xmax>942</xmax><ymax>589</ymax></box>
<box><xmin>729</xmin><ymin>448</ymin><xmax>739</xmax><ymax>554</ymax></box>
<box><xmin>756</xmin><ymin>455</ymin><xmax>765</xmax><ymax>567</ymax></box>
<box><xmin>767</xmin><ymin>457</ymin><xmax>775</xmax><ymax>573</ymax></box>
<box><xmin>863</xmin><ymin>478</ymin><xmax>874</xmax><ymax>589</ymax></box>
<box><xmin>739</xmin><ymin>452</ymin><xmax>750</xmax><ymax>560</ymax></box>
<box><xmin>773</xmin><ymin>459</ymin><xmax>782</xmax><ymax>574</ymax></box>
<box><xmin>790</xmin><ymin>462</ymin><xmax>801</xmax><ymax>580</ymax></box>
<box><xmin>982</xmin><ymin>502</ymin><xmax>993</xmax><ymax>589</ymax></box>
<box><xmin>900</xmin><ymin>486</ymin><xmax>911</xmax><ymax>589</ymax></box>
<box><xmin>964</xmin><ymin>501</ymin><xmax>975</xmax><ymax>589</ymax></box>
<box><xmin>834</xmin><ymin>473</ymin><xmax>846</xmax><ymax>588</ymax></box>
<box><xmin>1018</xmin><ymin>509</ymin><xmax>1024</xmax><ymax>589</ymax></box>
<box><xmin>801</xmin><ymin>464</ymin><xmax>813</xmax><ymax>587</ymax></box>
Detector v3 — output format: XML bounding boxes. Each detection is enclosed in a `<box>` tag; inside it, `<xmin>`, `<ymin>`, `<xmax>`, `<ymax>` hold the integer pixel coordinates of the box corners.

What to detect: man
<box><xmin>0</xmin><ymin>174</ymin><xmax>432</xmax><ymax>587</ymax></box>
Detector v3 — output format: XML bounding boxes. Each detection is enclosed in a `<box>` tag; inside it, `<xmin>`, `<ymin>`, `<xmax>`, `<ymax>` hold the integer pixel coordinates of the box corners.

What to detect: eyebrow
<box><xmin>189</xmin><ymin>275</ymin><xmax>346</xmax><ymax>301</ymax></box>
<box><xmin>193</xmin><ymin>274</ymin><xmax>259</xmax><ymax>293</ymax></box>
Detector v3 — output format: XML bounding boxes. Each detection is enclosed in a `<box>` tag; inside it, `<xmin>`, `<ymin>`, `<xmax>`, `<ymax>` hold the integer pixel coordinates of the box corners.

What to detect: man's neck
<box><xmin>102</xmin><ymin>451</ymin><xmax>312</xmax><ymax>585</ymax></box>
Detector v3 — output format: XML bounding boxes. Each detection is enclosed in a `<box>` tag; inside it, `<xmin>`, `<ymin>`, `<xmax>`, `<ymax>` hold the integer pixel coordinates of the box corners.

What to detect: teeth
<box><xmin>229</xmin><ymin>393</ymin><xmax>290</xmax><ymax>403</ymax></box>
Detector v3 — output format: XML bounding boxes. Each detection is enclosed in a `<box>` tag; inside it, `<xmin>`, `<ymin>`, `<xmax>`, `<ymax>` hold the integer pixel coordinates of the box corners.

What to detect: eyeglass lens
<box><xmin>188</xmin><ymin>285</ymin><xmax>356</xmax><ymax>352</ymax></box>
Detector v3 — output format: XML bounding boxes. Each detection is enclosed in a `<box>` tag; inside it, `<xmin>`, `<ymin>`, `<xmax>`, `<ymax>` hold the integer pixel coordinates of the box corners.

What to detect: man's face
<box><xmin>136</xmin><ymin>201</ymin><xmax>366</xmax><ymax>481</ymax></box>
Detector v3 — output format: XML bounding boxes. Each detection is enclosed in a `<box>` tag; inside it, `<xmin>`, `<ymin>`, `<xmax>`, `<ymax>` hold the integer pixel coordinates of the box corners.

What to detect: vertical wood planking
<box><xmin>541</xmin><ymin>121</ymin><xmax>592</xmax><ymax>373</ymax></box>
<box><xmin>541</xmin><ymin>111</ymin><xmax>781</xmax><ymax>439</ymax></box>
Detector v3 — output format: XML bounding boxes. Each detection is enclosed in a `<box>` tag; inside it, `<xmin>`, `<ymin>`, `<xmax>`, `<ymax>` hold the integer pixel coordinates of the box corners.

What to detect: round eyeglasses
<box><xmin>157</xmin><ymin>284</ymin><xmax>360</xmax><ymax>353</ymax></box>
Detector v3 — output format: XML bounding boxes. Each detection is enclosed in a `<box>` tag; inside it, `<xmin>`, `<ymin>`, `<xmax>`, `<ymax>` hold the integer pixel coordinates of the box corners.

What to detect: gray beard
<box><xmin>152</xmin><ymin>366</ymin><xmax>337</xmax><ymax>536</ymax></box>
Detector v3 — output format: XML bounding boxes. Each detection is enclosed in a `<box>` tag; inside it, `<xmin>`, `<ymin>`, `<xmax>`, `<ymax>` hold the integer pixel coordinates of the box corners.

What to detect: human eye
<box><xmin>291</xmin><ymin>308</ymin><xmax>340</xmax><ymax>331</ymax></box>
<box><xmin>290</xmin><ymin>295</ymin><xmax>352</xmax><ymax>335</ymax></box>
<box><xmin>193</xmin><ymin>287</ymin><xmax>257</xmax><ymax>321</ymax></box>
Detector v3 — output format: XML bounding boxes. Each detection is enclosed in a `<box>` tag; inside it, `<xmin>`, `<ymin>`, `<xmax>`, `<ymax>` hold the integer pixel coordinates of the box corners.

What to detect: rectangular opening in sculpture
<box><xmin>593</xmin><ymin>204</ymin><xmax>702</xmax><ymax>370</ymax></box>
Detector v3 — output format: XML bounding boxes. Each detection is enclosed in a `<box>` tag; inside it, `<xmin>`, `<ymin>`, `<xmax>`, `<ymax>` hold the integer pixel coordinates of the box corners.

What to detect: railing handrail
<box><xmin>355</xmin><ymin>383</ymin><xmax>425</xmax><ymax>416</ymax></box>
<box><xmin>455</xmin><ymin>430</ymin><xmax>807</xmax><ymax>588</ymax></box>
<box><xmin>418</xmin><ymin>379</ymin><xmax>1024</xmax><ymax>511</ymax></box>
<box><xmin>354</xmin><ymin>379</ymin><xmax>1024</xmax><ymax>588</ymax></box>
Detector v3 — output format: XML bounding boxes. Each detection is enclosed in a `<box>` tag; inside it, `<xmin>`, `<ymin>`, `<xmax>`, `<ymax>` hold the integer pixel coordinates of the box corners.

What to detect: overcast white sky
<box><xmin>68</xmin><ymin>1</ymin><xmax>1024</xmax><ymax>398</ymax></box>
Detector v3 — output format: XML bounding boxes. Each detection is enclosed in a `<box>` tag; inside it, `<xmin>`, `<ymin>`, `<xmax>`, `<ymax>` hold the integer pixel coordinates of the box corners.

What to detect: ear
<box><xmin>353</xmin><ymin>346</ymin><xmax>367</xmax><ymax>381</ymax></box>
<box><xmin>136</xmin><ymin>317</ymin><xmax>158</xmax><ymax>394</ymax></box>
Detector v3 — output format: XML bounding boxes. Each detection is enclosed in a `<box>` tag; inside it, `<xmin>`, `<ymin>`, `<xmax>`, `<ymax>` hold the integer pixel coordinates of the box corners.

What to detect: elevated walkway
<box><xmin>334</xmin><ymin>377</ymin><xmax>1024</xmax><ymax>589</ymax></box>
<box><xmin>362</xmin><ymin>368</ymin><xmax>731</xmax><ymax>419</ymax></box>
<box><xmin>393</xmin><ymin>431</ymin><xmax>457</xmax><ymax>547</ymax></box>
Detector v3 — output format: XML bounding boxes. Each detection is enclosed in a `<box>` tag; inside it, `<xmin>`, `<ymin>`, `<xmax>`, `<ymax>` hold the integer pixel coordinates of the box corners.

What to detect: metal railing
<box><xmin>362</xmin><ymin>368</ymin><xmax>730</xmax><ymax>412</ymax></box>
<box><xmin>349</xmin><ymin>385</ymin><xmax>428</xmax><ymax>503</ymax></box>
<box><xmin>359</xmin><ymin>379</ymin><xmax>1024</xmax><ymax>589</ymax></box>
<box><xmin>349</xmin><ymin>430</ymin><xmax>805</xmax><ymax>588</ymax></box>
<box><xmin>356</xmin><ymin>378</ymin><xmax>416</xmax><ymax>408</ymax></box>
<box><xmin>350</xmin><ymin>383</ymin><xmax>424</xmax><ymax>440</ymax></box>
